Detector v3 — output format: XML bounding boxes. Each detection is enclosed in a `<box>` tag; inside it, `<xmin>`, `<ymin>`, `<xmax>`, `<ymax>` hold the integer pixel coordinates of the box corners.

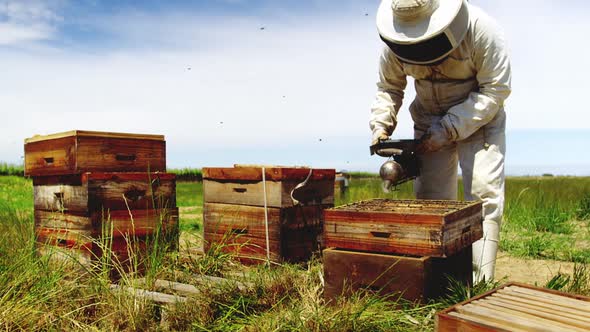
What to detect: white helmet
<box><xmin>377</xmin><ymin>0</ymin><xmax>469</xmax><ymax>65</ymax></box>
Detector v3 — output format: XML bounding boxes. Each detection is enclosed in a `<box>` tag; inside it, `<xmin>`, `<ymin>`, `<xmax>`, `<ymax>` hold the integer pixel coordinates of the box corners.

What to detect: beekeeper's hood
<box><xmin>377</xmin><ymin>0</ymin><xmax>469</xmax><ymax>65</ymax></box>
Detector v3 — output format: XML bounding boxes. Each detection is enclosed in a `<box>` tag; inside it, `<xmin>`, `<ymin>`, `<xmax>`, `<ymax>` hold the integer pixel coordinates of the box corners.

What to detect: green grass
<box><xmin>2</xmin><ymin>175</ymin><xmax>590</xmax><ymax>330</ymax></box>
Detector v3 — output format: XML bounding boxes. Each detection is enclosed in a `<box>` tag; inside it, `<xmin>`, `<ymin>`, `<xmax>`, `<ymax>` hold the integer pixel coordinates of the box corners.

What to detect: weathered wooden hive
<box><xmin>25</xmin><ymin>131</ymin><xmax>178</xmax><ymax>274</ymax></box>
<box><xmin>436</xmin><ymin>283</ymin><xmax>590</xmax><ymax>331</ymax></box>
<box><xmin>323</xmin><ymin>199</ymin><xmax>483</xmax><ymax>303</ymax></box>
<box><xmin>202</xmin><ymin>165</ymin><xmax>335</xmax><ymax>264</ymax></box>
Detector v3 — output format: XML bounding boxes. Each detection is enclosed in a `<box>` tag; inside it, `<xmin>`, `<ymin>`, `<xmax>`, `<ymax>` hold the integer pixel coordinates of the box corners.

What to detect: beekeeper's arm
<box><xmin>370</xmin><ymin>47</ymin><xmax>407</xmax><ymax>144</ymax></box>
<box><xmin>439</xmin><ymin>13</ymin><xmax>512</xmax><ymax>141</ymax></box>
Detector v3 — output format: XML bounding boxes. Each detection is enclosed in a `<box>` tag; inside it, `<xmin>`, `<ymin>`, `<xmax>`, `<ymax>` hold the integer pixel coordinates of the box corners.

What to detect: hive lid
<box><xmin>24</xmin><ymin>130</ymin><xmax>165</xmax><ymax>144</ymax></box>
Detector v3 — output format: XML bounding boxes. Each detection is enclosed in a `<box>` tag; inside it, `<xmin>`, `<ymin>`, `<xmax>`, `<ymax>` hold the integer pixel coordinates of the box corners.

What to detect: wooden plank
<box><xmin>203</xmin><ymin>179</ymin><xmax>333</xmax><ymax>208</ymax></box>
<box><xmin>34</xmin><ymin>172</ymin><xmax>176</xmax><ymax>213</ymax></box>
<box><xmin>36</xmin><ymin>227</ymin><xmax>94</xmax><ymax>250</ymax></box>
<box><xmin>323</xmin><ymin>248</ymin><xmax>429</xmax><ymax>302</ymax></box>
<box><xmin>490</xmin><ymin>293</ymin><xmax>590</xmax><ymax>319</ymax></box>
<box><xmin>203</xmin><ymin>166</ymin><xmax>335</xmax><ymax>182</ymax></box>
<box><xmin>467</xmin><ymin>301</ymin><xmax>589</xmax><ymax>332</ymax></box>
<box><xmin>25</xmin><ymin>136</ymin><xmax>76</xmax><ymax>176</ymax></box>
<box><xmin>441</xmin><ymin>213</ymin><xmax>483</xmax><ymax>256</ymax></box>
<box><xmin>109</xmin><ymin>284</ymin><xmax>187</xmax><ymax>304</ymax></box>
<box><xmin>457</xmin><ymin>303</ymin><xmax>576</xmax><ymax>332</ymax></box>
<box><xmin>505</xmin><ymin>285</ymin><xmax>590</xmax><ymax>309</ymax></box>
<box><xmin>203</xmin><ymin>231</ymin><xmax>282</xmax><ymax>263</ymax></box>
<box><xmin>34</xmin><ymin>184</ymin><xmax>89</xmax><ymax>213</ymax></box>
<box><xmin>76</xmin><ymin>136</ymin><xmax>166</xmax><ymax>174</ymax></box>
<box><xmin>323</xmin><ymin>248</ymin><xmax>472</xmax><ymax>303</ymax></box>
<box><xmin>481</xmin><ymin>297</ymin><xmax>590</xmax><ymax>327</ymax></box>
<box><xmin>99</xmin><ymin>208</ymin><xmax>179</xmax><ymax>237</ymax></box>
<box><xmin>35</xmin><ymin>208</ymin><xmax>178</xmax><ymax>236</ymax></box>
<box><xmin>323</xmin><ymin>221</ymin><xmax>444</xmax><ymax>257</ymax></box>
<box><xmin>497</xmin><ymin>287</ymin><xmax>590</xmax><ymax>312</ymax></box>
<box><xmin>25</xmin><ymin>130</ymin><xmax>165</xmax><ymax>144</ymax></box>
<box><xmin>35</xmin><ymin>210</ymin><xmax>92</xmax><ymax>230</ymax></box>
<box><xmin>436</xmin><ymin>282</ymin><xmax>590</xmax><ymax>332</ymax></box>
<box><xmin>436</xmin><ymin>312</ymin><xmax>516</xmax><ymax>332</ymax></box>
<box><xmin>324</xmin><ymin>209</ymin><xmax>444</xmax><ymax>226</ymax></box>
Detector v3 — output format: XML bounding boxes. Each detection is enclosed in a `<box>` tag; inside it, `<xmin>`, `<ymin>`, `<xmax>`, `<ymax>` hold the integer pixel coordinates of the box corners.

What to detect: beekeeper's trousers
<box><xmin>414</xmin><ymin>109</ymin><xmax>506</xmax><ymax>283</ymax></box>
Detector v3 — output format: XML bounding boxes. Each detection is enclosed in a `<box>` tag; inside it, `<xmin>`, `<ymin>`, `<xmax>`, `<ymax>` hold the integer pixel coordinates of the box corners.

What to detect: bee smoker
<box><xmin>370</xmin><ymin>139</ymin><xmax>421</xmax><ymax>192</ymax></box>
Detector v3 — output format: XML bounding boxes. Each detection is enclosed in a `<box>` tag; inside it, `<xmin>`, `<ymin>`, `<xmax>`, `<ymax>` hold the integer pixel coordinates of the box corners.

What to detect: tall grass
<box><xmin>1</xmin><ymin>174</ymin><xmax>590</xmax><ymax>330</ymax></box>
<box><xmin>0</xmin><ymin>162</ymin><xmax>23</xmax><ymax>177</ymax></box>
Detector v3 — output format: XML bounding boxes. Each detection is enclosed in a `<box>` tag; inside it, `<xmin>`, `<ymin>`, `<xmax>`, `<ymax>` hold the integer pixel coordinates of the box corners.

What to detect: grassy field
<box><xmin>1</xmin><ymin>175</ymin><xmax>589</xmax><ymax>330</ymax></box>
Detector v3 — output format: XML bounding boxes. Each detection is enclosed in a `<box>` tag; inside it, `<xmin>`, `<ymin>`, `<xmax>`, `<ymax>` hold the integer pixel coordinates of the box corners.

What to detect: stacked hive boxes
<box><xmin>25</xmin><ymin>130</ymin><xmax>178</xmax><ymax>273</ymax></box>
<box><xmin>323</xmin><ymin>199</ymin><xmax>483</xmax><ymax>302</ymax></box>
<box><xmin>203</xmin><ymin>166</ymin><xmax>335</xmax><ymax>264</ymax></box>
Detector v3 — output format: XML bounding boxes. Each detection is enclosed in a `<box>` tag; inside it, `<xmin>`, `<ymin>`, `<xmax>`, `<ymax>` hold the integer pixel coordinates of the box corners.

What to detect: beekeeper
<box><xmin>370</xmin><ymin>0</ymin><xmax>511</xmax><ymax>282</ymax></box>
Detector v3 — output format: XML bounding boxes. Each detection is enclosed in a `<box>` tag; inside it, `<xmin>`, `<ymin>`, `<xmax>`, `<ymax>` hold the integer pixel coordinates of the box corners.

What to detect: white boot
<box><xmin>473</xmin><ymin>220</ymin><xmax>500</xmax><ymax>283</ymax></box>
<box><xmin>472</xmin><ymin>236</ymin><xmax>499</xmax><ymax>283</ymax></box>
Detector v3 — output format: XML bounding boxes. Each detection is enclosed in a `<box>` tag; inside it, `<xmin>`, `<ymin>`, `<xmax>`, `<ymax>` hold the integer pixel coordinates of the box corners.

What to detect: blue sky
<box><xmin>1</xmin><ymin>0</ymin><xmax>589</xmax><ymax>175</ymax></box>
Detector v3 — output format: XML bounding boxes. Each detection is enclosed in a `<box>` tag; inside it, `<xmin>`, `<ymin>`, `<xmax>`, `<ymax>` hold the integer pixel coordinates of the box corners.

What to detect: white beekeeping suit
<box><xmin>370</xmin><ymin>0</ymin><xmax>511</xmax><ymax>282</ymax></box>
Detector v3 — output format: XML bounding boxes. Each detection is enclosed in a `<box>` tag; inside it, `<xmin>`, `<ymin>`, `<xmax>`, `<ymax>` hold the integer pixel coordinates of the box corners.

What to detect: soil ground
<box><xmin>495</xmin><ymin>251</ymin><xmax>575</xmax><ymax>286</ymax></box>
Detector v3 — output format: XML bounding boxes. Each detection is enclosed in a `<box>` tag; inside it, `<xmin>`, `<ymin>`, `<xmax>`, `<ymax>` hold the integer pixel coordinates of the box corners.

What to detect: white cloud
<box><xmin>2</xmin><ymin>0</ymin><xmax>590</xmax><ymax>171</ymax></box>
<box><xmin>0</xmin><ymin>0</ymin><xmax>63</xmax><ymax>45</ymax></box>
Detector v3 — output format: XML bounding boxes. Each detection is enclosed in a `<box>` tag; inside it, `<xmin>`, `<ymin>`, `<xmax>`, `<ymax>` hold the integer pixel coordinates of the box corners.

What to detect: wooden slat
<box><xmin>99</xmin><ymin>208</ymin><xmax>179</xmax><ymax>237</ymax></box>
<box><xmin>203</xmin><ymin>231</ymin><xmax>282</xmax><ymax>262</ymax></box>
<box><xmin>505</xmin><ymin>285</ymin><xmax>590</xmax><ymax>309</ymax></box>
<box><xmin>203</xmin><ymin>179</ymin><xmax>334</xmax><ymax>208</ymax></box>
<box><xmin>439</xmin><ymin>312</ymin><xmax>518</xmax><ymax>332</ymax></box>
<box><xmin>76</xmin><ymin>136</ymin><xmax>166</xmax><ymax>174</ymax></box>
<box><xmin>35</xmin><ymin>208</ymin><xmax>178</xmax><ymax>236</ymax></box>
<box><xmin>25</xmin><ymin>130</ymin><xmax>165</xmax><ymax>143</ymax></box>
<box><xmin>34</xmin><ymin>184</ymin><xmax>89</xmax><ymax>213</ymax></box>
<box><xmin>469</xmin><ymin>301</ymin><xmax>589</xmax><ymax>332</ymax></box>
<box><xmin>109</xmin><ymin>285</ymin><xmax>186</xmax><ymax>304</ymax></box>
<box><xmin>436</xmin><ymin>283</ymin><xmax>590</xmax><ymax>332</ymax></box>
<box><xmin>481</xmin><ymin>297</ymin><xmax>590</xmax><ymax>326</ymax></box>
<box><xmin>203</xmin><ymin>166</ymin><xmax>335</xmax><ymax>182</ymax></box>
<box><xmin>457</xmin><ymin>303</ymin><xmax>577</xmax><ymax>332</ymax></box>
<box><xmin>34</xmin><ymin>172</ymin><xmax>176</xmax><ymax>213</ymax></box>
<box><xmin>323</xmin><ymin>248</ymin><xmax>471</xmax><ymax>303</ymax></box>
<box><xmin>35</xmin><ymin>210</ymin><xmax>92</xmax><ymax>230</ymax></box>
<box><xmin>490</xmin><ymin>293</ymin><xmax>590</xmax><ymax>319</ymax></box>
<box><xmin>25</xmin><ymin>136</ymin><xmax>76</xmax><ymax>176</ymax></box>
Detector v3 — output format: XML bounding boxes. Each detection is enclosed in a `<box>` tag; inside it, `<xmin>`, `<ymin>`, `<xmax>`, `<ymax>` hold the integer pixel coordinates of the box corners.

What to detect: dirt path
<box><xmin>495</xmin><ymin>251</ymin><xmax>576</xmax><ymax>285</ymax></box>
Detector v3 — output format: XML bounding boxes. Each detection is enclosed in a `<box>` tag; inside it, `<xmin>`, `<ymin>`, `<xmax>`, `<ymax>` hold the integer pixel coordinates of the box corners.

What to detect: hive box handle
<box><xmin>116</xmin><ymin>153</ymin><xmax>137</xmax><ymax>161</ymax></box>
<box><xmin>44</xmin><ymin>157</ymin><xmax>54</xmax><ymax>165</ymax></box>
<box><xmin>233</xmin><ymin>188</ymin><xmax>247</xmax><ymax>193</ymax></box>
<box><xmin>370</xmin><ymin>231</ymin><xmax>392</xmax><ymax>239</ymax></box>
<box><xmin>230</xmin><ymin>228</ymin><xmax>248</xmax><ymax>235</ymax></box>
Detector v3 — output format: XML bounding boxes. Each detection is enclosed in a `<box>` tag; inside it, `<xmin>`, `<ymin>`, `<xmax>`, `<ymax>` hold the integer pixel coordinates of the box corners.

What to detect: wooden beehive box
<box><xmin>203</xmin><ymin>166</ymin><xmax>335</xmax><ymax>208</ymax></box>
<box><xmin>323</xmin><ymin>247</ymin><xmax>472</xmax><ymax>303</ymax></box>
<box><xmin>204</xmin><ymin>203</ymin><xmax>328</xmax><ymax>264</ymax></box>
<box><xmin>24</xmin><ymin>130</ymin><xmax>166</xmax><ymax>176</ymax></box>
<box><xmin>436</xmin><ymin>283</ymin><xmax>590</xmax><ymax>331</ymax></box>
<box><xmin>34</xmin><ymin>172</ymin><xmax>178</xmax><ymax>271</ymax></box>
<box><xmin>324</xmin><ymin>199</ymin><xmax>483</xmax><ymax>257</ymax></box>
<box><xmin>202</xmin><ymin>165</ymin><xmax>335</xmax><ymax>264</ymax></box>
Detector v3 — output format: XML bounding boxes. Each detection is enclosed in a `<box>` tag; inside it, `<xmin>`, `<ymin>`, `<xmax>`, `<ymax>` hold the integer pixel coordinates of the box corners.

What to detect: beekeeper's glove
<box><xmin>417</xmin><ymin>122</ymin><xmax>451</xmax><ymax>153</ymax></box>
<box><xmin>371</xmin><ymin>131</ymin><xmax>389</xmax><ymax>146</ymax></box>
